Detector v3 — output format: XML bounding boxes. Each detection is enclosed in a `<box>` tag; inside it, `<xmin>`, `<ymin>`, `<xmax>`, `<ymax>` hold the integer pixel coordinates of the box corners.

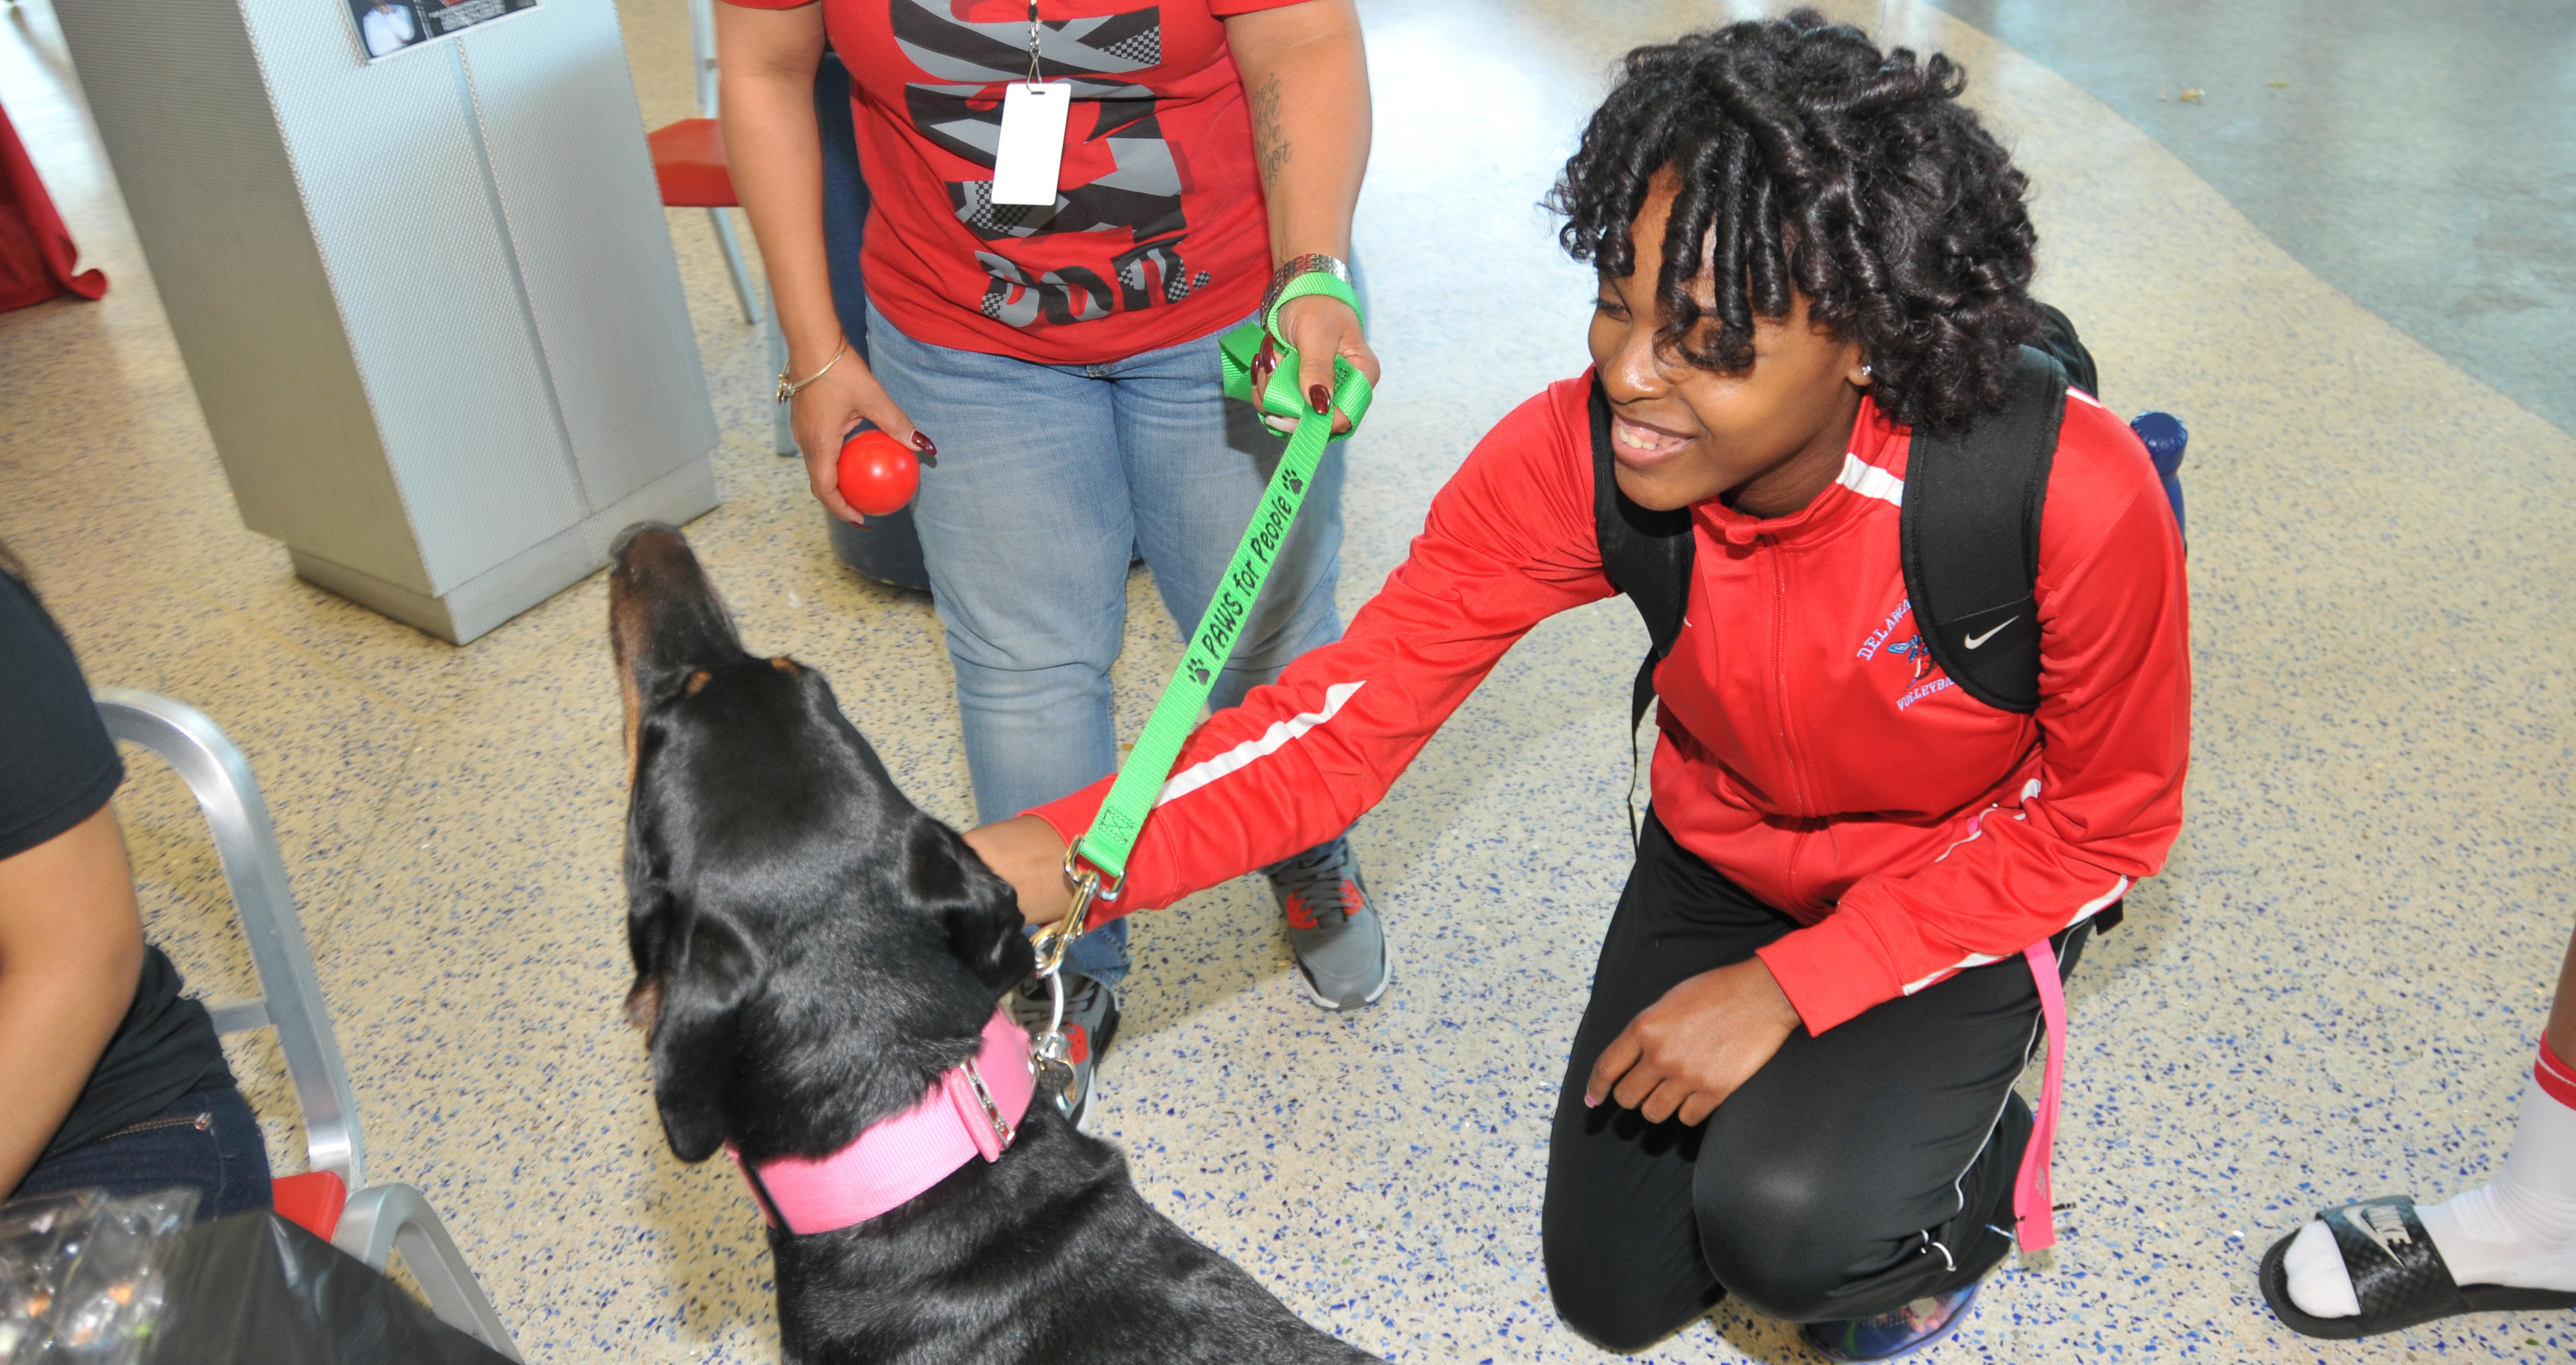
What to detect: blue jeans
<box><xmin>866</xmin><ymin>302</ymin><xmax>1347</xmax><ymax>985</ymax></box>
<box><xmin>11</xmin><ymin>1087</ymin><xmax>273</xmax><ymax>1222</ymax></box>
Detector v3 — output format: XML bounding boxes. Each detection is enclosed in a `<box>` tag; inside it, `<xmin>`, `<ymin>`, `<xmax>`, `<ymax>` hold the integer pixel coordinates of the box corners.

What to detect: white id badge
<box><xmin>992</xmin><ymin>82</ymin><xmax>1071</xmax><ymax>206</ymax></box>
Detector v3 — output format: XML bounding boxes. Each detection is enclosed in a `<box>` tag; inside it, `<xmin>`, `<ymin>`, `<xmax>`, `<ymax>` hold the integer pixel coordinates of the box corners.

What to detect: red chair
<box><xmin>646</xmin><ymin>0</ymin><xmax>794</xmax><ymax>455</ymax></box>
<box><xmin>270</xmin><ymin>1167</ymin><xmax>348</xmax><ymax>1238</ymax></box>
<box><xmin>647</xmin><ymin>117</ymin><xmax>739</xmax><ymax>212</ymax></box>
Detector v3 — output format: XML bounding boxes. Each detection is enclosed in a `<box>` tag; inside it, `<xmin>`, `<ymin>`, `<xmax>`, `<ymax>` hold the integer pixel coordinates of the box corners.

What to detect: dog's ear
<box><xmin>646</xmin><ymin>911</ymin><xmax>764</xmax><ymax>1163</ymax></box>
<box><xmin>910</xmin><ymin>821</ymin><xmax>1036</xmax><ymax>994</ymax></box>
<box><xmin>947</xmin><ymin>893</ymin><xmax>1035</xmax><ymax>996</ymax></box>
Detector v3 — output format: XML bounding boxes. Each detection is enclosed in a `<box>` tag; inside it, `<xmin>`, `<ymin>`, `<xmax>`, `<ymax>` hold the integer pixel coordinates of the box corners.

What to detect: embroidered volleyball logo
<box><xmin>1855</xmin><ymin>597</ymin><xmax>1953</xmax><ymax>709</ymax></box>
<box><xmin>1885</xmin><ymin>633</ymin><xmax>1936</xmax><ymax>683</ymax></box>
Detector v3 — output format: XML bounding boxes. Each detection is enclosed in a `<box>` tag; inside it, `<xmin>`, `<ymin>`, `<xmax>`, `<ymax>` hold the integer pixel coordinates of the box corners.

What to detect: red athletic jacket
<box><xmin>1030</xmin><ymin>374</ymin><xmax>2190</xmax><ymax>1035</ymax></box>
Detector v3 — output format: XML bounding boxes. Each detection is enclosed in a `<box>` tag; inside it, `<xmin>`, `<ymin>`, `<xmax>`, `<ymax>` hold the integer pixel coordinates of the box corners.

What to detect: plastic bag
<box><xmin>0</xmin><ymin>1188</ymin><xmax>198</xmax><ymax>1365</ymax></box>
<box><xmin>145</xmin><ymin>1213</ymin><xmax>510</xmax><ymax>1364</ymax></box>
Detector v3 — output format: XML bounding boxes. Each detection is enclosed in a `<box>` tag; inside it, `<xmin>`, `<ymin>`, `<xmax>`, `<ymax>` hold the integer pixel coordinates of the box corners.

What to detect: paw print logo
<box><xmin>1283</xmin><ymin>470</ymin><xmax>1305</xmax><ymax>494</ymax></box>
<box><xmin>1186</xmin><ymin>659</ymin><xmax>1211</xmax><ymax>686</ymax></box>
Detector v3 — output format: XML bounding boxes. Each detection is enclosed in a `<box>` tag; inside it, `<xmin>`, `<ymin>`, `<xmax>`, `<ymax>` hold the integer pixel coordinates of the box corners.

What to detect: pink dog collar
<box><xmin>729</xmin><ymin>1008</ymin><xmax>1034</xmax><ymax>1235</ymax></box>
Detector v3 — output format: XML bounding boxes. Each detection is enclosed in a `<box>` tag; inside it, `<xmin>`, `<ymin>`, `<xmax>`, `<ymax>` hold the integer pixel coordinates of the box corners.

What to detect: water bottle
<box><xmin>2128</xmin><ymin>410</ymin><xmax>2187</xmax><ymax>545</ymax></box>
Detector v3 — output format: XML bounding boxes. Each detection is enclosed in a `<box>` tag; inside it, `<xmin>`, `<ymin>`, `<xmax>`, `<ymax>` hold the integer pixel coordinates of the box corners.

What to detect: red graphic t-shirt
<box><xmin>717</xmin><ymin>0</ymin><xmax>1304</xmax><ymax>363</ymax></box>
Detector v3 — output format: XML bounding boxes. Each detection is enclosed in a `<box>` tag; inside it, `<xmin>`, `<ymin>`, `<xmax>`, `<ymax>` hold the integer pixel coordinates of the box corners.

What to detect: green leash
<box><xmin>1033</xmin><ymin>273</ymin><xmax>1370</xmax><ymax>975</ymax></box>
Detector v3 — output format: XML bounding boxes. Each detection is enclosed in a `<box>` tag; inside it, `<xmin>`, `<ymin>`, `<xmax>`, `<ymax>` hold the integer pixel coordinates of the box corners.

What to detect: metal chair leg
<box><xmin>766</xmin><ymin>305</ymin><xmax>797</xmax><ymax>456</ymax></box>
<box><xmin>93</xmin><ymin>689</ymin><xmax>366</xmax><ymax>1191</ymax></box>
<box><xmin>709</xmin><ymin>206</ymin><xmax>762</xmax><ymax>326</ymax></box>
<box><xmin>336</xmin><ymin>1183</ymin><xmax>524</xmax><ymax>1361</ymax></box>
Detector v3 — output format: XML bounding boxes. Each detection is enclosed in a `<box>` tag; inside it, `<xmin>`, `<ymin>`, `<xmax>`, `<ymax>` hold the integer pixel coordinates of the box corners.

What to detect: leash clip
<box><xmin>1026</xmin><ymin>845</ymin><xmax>1102</xmax><ymax>1096</ymax></box>
<box><xmin>1026</xmin><ymin>845</ymin><xmax>1117</xmax><ymax>1105</ymax></box>
<box><xmin>1032</xmin><ymin>843</ymin><xmax>1117</xmax><ymax>979</ymax></box>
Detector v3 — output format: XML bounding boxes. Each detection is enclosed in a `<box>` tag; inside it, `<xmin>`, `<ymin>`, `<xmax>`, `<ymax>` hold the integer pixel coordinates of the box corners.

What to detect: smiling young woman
<box><xmin>966</xmin><ymin>10</ymin><xmax>2188</xmax><ymax>1360</ymax></box>
<box><xmin>1587</xmin><ymin>172</ymin><xmax>1869</xmax><ymax>520</ymax></box>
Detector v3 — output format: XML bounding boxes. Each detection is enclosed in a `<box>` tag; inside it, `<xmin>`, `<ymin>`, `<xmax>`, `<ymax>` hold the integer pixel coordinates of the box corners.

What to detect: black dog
<box><xmin>609</xmin><ymin>524</ymin><xmax>1381</xmax><ymax>1364</ymax></box>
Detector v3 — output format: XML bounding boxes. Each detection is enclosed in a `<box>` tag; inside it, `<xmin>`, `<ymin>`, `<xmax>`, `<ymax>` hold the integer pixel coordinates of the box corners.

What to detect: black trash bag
<box><xmin>143</xmin><ymin>1212</ymin><xmax>508</xmax><ymax>1365</ymax></box>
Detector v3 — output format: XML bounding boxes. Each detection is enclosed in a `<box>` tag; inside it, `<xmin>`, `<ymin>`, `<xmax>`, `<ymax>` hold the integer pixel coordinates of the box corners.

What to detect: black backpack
<box><xmin>1594</xmin><ymin>305</ymin><xmax>2101</xmax><ymax>734</ymax></box>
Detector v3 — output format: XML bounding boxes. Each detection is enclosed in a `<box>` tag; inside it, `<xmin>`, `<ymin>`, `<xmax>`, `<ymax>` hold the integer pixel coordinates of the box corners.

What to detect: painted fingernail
<box><xmin>1308</xmin><ymin>383</ymin><xmax>1331</xmax><ymax>415</ymax></box>
<box><xmin>1583</xmin><ymin>1093</ymin><xmax>1599</xmax><ymax>1109</ymax></box>
<box><xmin>912</xmin><ymin>431</ymin><xmax>938</xmax><ymax>466</ymax></box>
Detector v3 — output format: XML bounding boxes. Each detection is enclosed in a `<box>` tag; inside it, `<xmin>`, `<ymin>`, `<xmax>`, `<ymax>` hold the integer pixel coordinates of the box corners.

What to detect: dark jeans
<box><xmin>1541</xmin><ymin>816</ymin><xmax>2088</xmax><ymax>1349</ymax></box>
<box><xmin>11</xmin><ymin>1087</ymin><xmax>273</xmax><ymax>1222</ymax></box>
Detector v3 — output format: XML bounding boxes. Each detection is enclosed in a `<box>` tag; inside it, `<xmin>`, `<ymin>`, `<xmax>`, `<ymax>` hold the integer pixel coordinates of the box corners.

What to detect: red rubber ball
<box><xmin>836</xmin><ymin>430</ymin><xmax>920</xmax><ymax>517</ymax></box>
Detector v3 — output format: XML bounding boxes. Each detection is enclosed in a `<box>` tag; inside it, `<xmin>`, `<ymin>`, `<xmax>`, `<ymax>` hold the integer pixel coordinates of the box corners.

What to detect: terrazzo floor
<box><xmin>1921</xmin><ymin>0</ymin><xmax>2576</xmax><ymax>441</ymax></box>
<box><xmin>4</xmin><ymin>0</ymin><xmax>2574</xmax><ymax>1361</ymax></box>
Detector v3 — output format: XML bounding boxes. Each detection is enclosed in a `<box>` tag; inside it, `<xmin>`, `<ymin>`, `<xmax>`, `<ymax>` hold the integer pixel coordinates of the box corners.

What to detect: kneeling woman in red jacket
<box><xmin>970</xmin><ymin>11</ymin><xmax>2187</xmax><ymax>1360</ymax></box>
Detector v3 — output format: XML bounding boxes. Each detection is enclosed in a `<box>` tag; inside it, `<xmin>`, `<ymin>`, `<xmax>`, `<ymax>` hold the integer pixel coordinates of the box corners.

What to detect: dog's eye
<box><xmin>683</xmin><ymin>670</ymin><xmax>712</xmax><ymax>697</ymax></box>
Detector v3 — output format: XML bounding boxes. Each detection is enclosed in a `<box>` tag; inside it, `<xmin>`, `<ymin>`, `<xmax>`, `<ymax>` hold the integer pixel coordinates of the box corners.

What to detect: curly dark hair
<box><xmin>1548</xmin><ymin>11</ymin><xmax>2043</xmax><ymax>434</ymax></box>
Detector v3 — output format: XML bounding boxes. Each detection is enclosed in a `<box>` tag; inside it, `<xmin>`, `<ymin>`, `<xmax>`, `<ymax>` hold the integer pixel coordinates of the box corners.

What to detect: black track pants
<box><xmin>1540</xmin><ymin>816</ymin><xmax>2088</xmax><ymax>1350</ymax></box>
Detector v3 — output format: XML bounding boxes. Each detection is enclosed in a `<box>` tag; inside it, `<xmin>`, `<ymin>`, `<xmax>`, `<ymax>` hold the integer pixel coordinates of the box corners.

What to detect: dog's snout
<box><xmin>610</xmin><ymin>523</ymin><xmax>747</xmax><ymax>774</ymax></box>
<box><xmin>610</xmin><ymin>524</ymin><xmax>741</xmax><ymax>668</ymax></box>
<box><xmin>610</xmin><ymin>523</ymin><xmax>705</xmax><ymax>603</ymax></box>
<box><xmin>609</xmin><ymin>520</ymin><xmax>677</xmax><ymax>564</ymax></box>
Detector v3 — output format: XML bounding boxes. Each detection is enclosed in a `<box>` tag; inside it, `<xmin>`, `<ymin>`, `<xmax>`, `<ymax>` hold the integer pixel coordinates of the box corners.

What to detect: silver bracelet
<box><xmin>1260</xmin><ymin>253</ymin><xmax>1352</xmax><ymax>324</ymax></box>
<box><xmin>775</xmin><ymin>338</ymin><xmax>848</xmax><ymax>405</ymax></box>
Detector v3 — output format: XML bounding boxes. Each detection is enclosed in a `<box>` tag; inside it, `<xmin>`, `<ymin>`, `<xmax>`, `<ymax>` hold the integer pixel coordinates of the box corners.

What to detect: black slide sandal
<box><xmin>2259</xmin><ymin>1196</ymin><xmax>2576</xmax><ymax>1340</ymax></box>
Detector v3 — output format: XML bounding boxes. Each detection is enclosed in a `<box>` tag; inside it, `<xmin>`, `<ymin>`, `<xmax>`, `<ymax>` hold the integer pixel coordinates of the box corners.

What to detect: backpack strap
<box><xmin>2028</xmin><ymin>302</ymin><xmax>2098</xmax><ymax>400</ymax></box>
<box><xmin>1594</xmin><ymin>326</ymin><xmax>2077</xmax><ymax>720</ymax></box>
<box><xmin>1589</xmin><ymin>377</ymin><xmax>1695</xmax><ymax>733</ymax></box>
<box><xmin>1899</xmin><ymin>345</ymin><xmax>2068</xmax><ymax>714</ymax></box>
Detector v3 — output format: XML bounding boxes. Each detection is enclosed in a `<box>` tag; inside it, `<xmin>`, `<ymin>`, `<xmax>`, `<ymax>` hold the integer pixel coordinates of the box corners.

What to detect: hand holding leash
<box><xmin>1259</xmin><ymin>293</ymin><xmax>1375</xmax><ymax>437</ymax></box>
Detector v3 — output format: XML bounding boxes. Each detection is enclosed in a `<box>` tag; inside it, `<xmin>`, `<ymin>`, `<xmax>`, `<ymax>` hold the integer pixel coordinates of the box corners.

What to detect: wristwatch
<box><xmin>1260</xmin><ymin>253</ymin><xmax>1353</xmax><ymax>324</ymax></box>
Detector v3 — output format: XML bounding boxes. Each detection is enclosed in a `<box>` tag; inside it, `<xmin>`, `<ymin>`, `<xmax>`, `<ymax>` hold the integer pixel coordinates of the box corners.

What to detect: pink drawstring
<box><xmin>2013</xmin><ymin>938</ymin><xmax>2068</xmax><ymax>1252</ymax></box>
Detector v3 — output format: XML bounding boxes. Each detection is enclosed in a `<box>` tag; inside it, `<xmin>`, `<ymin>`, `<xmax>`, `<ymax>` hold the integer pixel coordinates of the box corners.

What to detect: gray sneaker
<box><xmin>1010</xmin><ymin>969</ymin><xmax>1120</xmax><ymax>1131</ymax></box>
<box><xmin>1263</xmin><ymin>838</ymin><xmax>1390</xmax><ymax>1011</ymax></box>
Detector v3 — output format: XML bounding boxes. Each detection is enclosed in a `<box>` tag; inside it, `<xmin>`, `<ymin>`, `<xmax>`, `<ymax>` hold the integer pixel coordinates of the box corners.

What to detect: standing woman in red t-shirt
<box><xmin>715</xmin><ymin>0</ymin><xmax>1385</xmax><ymax>1119</ymax></box>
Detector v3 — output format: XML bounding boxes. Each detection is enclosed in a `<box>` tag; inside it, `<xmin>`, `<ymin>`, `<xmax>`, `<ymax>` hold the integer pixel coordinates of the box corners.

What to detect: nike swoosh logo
<box><xmin>1962</xmin><ymin>618</ymin><xmax>2019</xmax><ymax>649</ymax></box>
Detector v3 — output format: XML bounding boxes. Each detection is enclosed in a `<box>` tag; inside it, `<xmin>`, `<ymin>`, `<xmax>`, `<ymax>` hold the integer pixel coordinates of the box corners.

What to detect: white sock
<box><xmin>2285</xmin><ymin>1043</ymin><xmax>2576</xmax><ymax>1318</ymax></box>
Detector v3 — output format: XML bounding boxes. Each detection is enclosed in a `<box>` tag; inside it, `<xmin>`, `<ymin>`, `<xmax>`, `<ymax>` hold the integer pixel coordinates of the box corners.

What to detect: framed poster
<box><xmin>347</xmin><ymin>0</ymin><xmax>537</xmax><ymax>62</ymax></box>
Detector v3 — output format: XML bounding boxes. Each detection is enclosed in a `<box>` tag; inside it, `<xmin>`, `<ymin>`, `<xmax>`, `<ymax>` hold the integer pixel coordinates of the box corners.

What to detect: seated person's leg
<box><xmin>14</xmin><ymin>1086</ymin><xmax>271</xmax><ymax>1220</ymax></box>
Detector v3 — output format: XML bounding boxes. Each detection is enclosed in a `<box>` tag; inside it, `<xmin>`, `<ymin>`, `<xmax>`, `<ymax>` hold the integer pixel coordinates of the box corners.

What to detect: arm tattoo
<box><xmin>1251</xmin><ymin>71</ymin><xmax>1294</xmax><ymax>186</ymax></box>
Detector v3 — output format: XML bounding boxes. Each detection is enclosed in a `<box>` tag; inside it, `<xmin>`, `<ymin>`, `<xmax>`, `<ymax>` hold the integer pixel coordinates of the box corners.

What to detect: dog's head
<box><xmin>607</xmin><ymin>523</ymin><xmax>1033</xmax><ymax>1164</ymax></box>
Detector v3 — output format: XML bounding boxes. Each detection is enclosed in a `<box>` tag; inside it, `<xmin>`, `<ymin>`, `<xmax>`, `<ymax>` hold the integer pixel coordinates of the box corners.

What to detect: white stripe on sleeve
<box><xmin>1154</xmin><ymin>681</ymin><xmax>1366</xmax><ymax>807</ymax></box>
<box><xmin>1895</xmin><ymin>876</ymin><xmax>2133</xmax><ymax>997</ymax></box>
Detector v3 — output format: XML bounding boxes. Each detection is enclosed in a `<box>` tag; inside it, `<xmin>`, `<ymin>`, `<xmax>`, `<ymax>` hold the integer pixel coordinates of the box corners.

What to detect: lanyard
<box><xmin>1024</xmin><ymin>1</ymin><xmax>1043</xmax><ymax>85</ymax></box>
<box><xmin>1033</xmin><ymin>273</ymin><xmax>1370</xmax><ymax>972</ymax></box>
